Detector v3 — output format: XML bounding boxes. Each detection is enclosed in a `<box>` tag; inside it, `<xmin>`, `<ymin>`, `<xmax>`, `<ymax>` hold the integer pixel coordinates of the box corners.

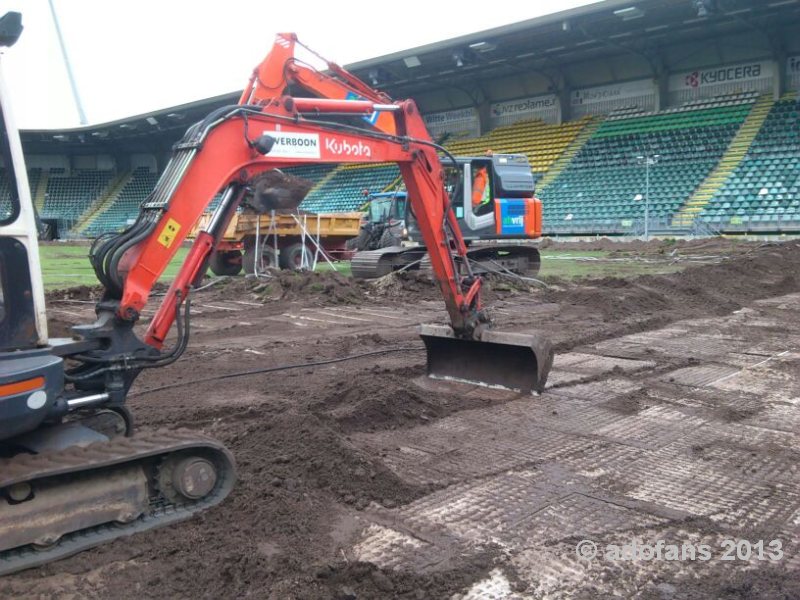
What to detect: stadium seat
<box><xmin>299</xmin><ymin>164</ymin><xmax>400</xmax><ymax>213</ymax></box>
<box><xmin>83</xmin><ymin>168</ymin><xmax>159</xmax><ymax>236</ymax></box>
<box><xmin>699</xmin><ymin>97</ymin><xmax>800</xmax><ymax>230</ymax></box>
<box><xmin>539</xmin><ymin>93</ymin><xmax>757</xmax><ymax>234</ymax></box>
<box><xmin>445</xmin><ymin>116</ymin><xmax>592</xmax><ymax>176</ymax></box>
<box><xmin>41</xmin><ymin>169</ymin><xmax>114</xmax><ymax>232</ymax></box>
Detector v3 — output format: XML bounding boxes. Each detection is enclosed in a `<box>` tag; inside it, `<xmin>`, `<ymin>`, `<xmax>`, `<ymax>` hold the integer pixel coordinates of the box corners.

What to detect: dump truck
<box><xmin>192</xmin><ymin>211</ymin><xmax>363</xmax><ymax>275</ymax></box>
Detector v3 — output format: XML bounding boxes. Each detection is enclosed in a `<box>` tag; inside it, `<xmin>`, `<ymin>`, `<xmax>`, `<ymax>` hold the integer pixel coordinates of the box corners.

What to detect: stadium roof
<box><xmin>21</xmin><ymin>0</ymin><xmax>800</xmax><ymax>154</ymax></box>
<box><xmin>348</xmin><ymin>0</ymin><xmax>800</xmax><ymax>100</ymax></box>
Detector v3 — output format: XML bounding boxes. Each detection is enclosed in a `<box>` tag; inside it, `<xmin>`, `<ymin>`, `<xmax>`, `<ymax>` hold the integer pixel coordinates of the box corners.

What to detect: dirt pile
<box><xmin>369</xmin><ymin>270</ymin><xmax>536</xmax><ymax>304</ymax></box>
<box><xmin>253</xmin><ymin>270</ymin><xmax>367</xmax><ymax>304</ymax></box>
<box><xmin>539</xmin><ymin>236</ymin><xmax>761</xmax><ymax>256</ymax></box>
<box><xmin>541</xmin><ymin>241</ymin><xmax>800</xmax><ymax>350</ymax></box>
<box><xmin>311</xmin><ymin>364</ymin><xmax>501</xmax><ymax>434</ymax></box>
<box><xmin>203</xmin><ymin>270</ymin><xmax>369</xmax><ymax>305</ymax></box>
<box><xmin>370</xmin><ymin>270</ymin><xmax>440</xmax><ymax>301</ymax></box>
<box><xmin>45</xmin><ymin>284</ymin><xmax>102</xmax><ymax>302</ymax></box>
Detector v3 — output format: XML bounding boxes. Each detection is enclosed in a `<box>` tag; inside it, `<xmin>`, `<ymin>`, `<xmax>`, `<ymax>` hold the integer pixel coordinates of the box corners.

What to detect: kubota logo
<box><xmin>325</xmin><ymin>138</ymin><xmax>373</xmax><ymax>158</ymax></box>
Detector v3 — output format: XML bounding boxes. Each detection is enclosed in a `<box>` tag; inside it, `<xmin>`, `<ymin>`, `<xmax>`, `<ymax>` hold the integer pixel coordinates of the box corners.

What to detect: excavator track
<box><xmin>350</xmin><ymin>246</ymin><xmax>427</xmax><ymax>279</ymax></box>
<box><xmin>353</xmin><ymin>244</ymin><xmax>541</xmax><ymax>280</ymax></box>
<box><xmin>463</xmin><ymin>244</ymin><xmax>541</xmax><ymax>277</ymax></box>
<box><xmin>0</xmin><ymin>428</ymin><xmax>235</xmax><ymax>576</ymax></box>
<box><xmin>419</xmin><ymin>245</ymin><xmax>541</xmax><ymax>277</ymax></box>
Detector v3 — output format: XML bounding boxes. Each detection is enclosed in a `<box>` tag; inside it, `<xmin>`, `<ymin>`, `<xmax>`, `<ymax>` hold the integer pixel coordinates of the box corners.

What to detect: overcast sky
<box><xmin>2</xmin><ymin>0</ymin><xmax>601</xmax><ymax>130</ymax></box>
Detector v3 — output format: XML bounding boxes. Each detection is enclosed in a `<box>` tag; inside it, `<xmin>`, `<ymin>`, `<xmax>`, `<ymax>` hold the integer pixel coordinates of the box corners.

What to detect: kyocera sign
<box><xmin>684</xmin><ymin>64</ymin><xmax>761</xmax><ymax>88</ymax></box>
<box><xmin>669</xmin><ymin>61</ymin><xmax>774</xmax><ymax>91</ymax></box>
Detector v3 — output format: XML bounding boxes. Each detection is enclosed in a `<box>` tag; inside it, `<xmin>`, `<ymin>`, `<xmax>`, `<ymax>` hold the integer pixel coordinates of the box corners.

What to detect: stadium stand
<box><xmin>445</xmin><ymin>116</ymin><xmax>592</xmax><ymax>185</ymax></box>
<box><xmin>538</xmin><ymin>93</ymin><xmax>758</xmax><ymax>234</ymax></box>
<box><xmin>16</xmin><ymin>1</ymin><xmax>800</xmax><ymax>240</ymax></box>
<box><xmin>671</xmin><ymin>94</ymin><xmax>773</xmax><ymax>228</ymax></box>
<box><xmin>299</xmin><ymin>163</ymin><xmax>400</xmax><ymax>213</ymax></box>
<box><xmin>0</xmin><ymin>169</ymin><xmax>41</xmax><ymax>220</ymax></box>
<box><xmin>22</xmin><ymin>93</ymin><xmax>796</xmax><ymax>239</ymax></box>
<box><xmin>80</xmin><ymin>168</ymin><xmax>159</xmax><ymax>236</ymax></box>
<box><xmin>40</xmin><ymin>169</ymin><xmax>113</xmax><ymax>231</ymax></box>
<box><xmin>293</xmin><ymin>118</ymin><xmax>592</xmax><ymax>215</ymax></box>
<box><xmin>699</xmin><ymin>95</ymin><xmax>800</xmax><ymax>231</ymax></box>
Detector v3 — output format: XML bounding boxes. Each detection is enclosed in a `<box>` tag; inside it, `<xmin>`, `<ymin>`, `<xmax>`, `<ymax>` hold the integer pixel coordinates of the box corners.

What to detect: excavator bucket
<box><xmin>419</xmin><ymin>324</ymin><xmax>554</xmax><ymax>394</ymax></box>
<box><xmin>247</xmin><ymin>170</ymin><xmax>314</xmax><ymax>213</ymax></box>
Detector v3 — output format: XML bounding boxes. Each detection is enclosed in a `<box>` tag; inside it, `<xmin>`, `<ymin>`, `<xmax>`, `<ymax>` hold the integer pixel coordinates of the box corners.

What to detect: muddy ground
<box><xmin>4</xmin><ymin>238</ymin><xmax>800</xmax><ymax>599</ymax></box>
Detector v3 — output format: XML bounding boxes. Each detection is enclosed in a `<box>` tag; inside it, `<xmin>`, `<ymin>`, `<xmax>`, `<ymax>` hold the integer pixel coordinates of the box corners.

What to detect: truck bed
<box><xmin>191</xmin><ymin>211</ymin><xmax>363</xmax><ymax>241</ymax></box>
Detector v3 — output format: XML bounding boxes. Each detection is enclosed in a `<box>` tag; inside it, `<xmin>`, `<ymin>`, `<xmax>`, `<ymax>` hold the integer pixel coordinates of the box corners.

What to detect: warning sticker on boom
<box><xmin>157</xmin><ymin>218</ymin><xmax>182</xmax><ymax>248</ymax></box>
<box><xmin>262</xmin><ymin>131</ymin><xmax>321</xmax><ymax>159</ymax></box>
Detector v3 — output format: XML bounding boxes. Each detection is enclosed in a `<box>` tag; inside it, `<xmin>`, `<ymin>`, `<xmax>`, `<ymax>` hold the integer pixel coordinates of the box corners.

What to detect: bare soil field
<box><xmin>4</xmin><ymin>238</ymin><xmax>800</xmax><ymax>599</ymax></box>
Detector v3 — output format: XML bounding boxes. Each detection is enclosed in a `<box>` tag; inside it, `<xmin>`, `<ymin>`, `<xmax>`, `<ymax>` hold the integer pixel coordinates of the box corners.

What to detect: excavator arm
<box><xmin>114</xmin><ymin>97</ymin><xmax>477</xmax><ymax>345</ymax></box>
<box><xmin>79</xmin><ymin>35</ymin><xmax>552</xmax><ymax>399</ymax></box>
<box><xmin>239</xmin><ymin>33</ymin><xmax>397</xmax><ymax>135</ymax></box>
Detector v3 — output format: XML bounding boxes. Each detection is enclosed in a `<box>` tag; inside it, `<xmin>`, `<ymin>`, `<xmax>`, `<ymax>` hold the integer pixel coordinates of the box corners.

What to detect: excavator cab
<box><xmin>396</xmin><ymin>154</ymin><xmax>543</xmax><ymax>277</ymax></box>
<box><xmin>439</xmin><ymin>154</ymin><xmax>543</xmax><ymax>240</ymax></box>
<box><xmin>0</xmin><ymin>11</ymin><xmax>61</xmax><ymax>443</ymax></box>
<box><xmin>407</xmin><ymin>154</ymin><xmax>543</xmax><ymax>243</ymax></box>
<box><xmin>367</xmin><ymin>193</ymin><xmax>406</xmax><ymax>226</ymax></box>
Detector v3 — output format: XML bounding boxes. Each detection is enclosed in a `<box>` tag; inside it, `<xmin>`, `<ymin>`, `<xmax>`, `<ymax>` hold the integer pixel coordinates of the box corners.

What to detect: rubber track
<box><xmin>0</xmin><ymin>429</ymin><xmax>236</xmax><ymax>576</ymax></box>
<box><xmin>351</xmin><ymin>246</ymin><xmax>424</xmax><ymax>279</ymax></box>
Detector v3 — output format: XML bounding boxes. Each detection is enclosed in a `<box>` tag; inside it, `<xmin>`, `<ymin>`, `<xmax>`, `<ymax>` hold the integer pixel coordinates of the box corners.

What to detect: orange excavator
<box><xmin>0</xmin><ymin>25</ymin><xmax>552</xmax><ymax>574</ymax></box>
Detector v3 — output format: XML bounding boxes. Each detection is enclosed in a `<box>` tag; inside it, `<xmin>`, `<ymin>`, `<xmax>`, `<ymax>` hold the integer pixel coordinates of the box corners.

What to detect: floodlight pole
<box><xmin>637</xmin><ymin>154</ymin><xmax>660</xmax><ymax>241</ymax></box>
<box><xmin>47</xmin><ymin>0</ymin><xmax>87</xmax><ymax>125</ymax></box>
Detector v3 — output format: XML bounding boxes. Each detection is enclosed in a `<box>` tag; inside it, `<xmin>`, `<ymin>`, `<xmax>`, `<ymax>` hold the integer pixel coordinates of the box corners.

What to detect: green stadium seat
<box><xmin>700</xmin><ymin>97</ymin><xmax>800</xmax><ymax>230</ymax></box>
<box><xmin>540</xmin><ymin>93</ymin><xmax>759</xmax><ymax>234</ymax></box>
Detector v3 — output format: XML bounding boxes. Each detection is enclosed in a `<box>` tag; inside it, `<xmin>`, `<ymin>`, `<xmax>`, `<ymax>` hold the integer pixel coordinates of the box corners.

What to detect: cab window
<box><xmin>0</xmin><ymin>102</ymin><xmax>20</xmax><ymax>226</ymax></box>
<box><xmin>0</xmin><ymin>256</ymin><xmax>5</xmax><ymax>323</ymax></box>
<box><xmin>470</xmin><ymin>161</ymin><xmax>494</xmax><ymax>217</ymax></box>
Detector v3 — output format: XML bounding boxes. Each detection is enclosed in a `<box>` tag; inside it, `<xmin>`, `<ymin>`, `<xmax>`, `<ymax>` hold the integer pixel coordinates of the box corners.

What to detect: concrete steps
<box><xmin>32</xmin><ymin>170</ymin><xmax>49</xmax><ymax>213</ymax></box>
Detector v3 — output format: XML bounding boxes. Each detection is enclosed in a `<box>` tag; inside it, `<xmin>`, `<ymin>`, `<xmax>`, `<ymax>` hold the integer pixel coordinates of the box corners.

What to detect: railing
<box><xmin>543</xmin><ymin>214</ymin><xmax>800</xmax><ymax>237</ymax></box>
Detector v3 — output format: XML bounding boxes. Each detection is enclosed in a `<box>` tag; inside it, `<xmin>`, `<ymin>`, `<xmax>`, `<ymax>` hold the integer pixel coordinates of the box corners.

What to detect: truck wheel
<box><xmin>346</xmin><ymin>229</ymin><xmax>370</xmax><ymax>251</ymax></box>
<box><xmin>378</xmin><ymin>229</ymin><xmax>401</xmax><ymax>248</ymax></box>
<box><xmin>279</xmin><ymin>243</ymin><xmax>312</xmax><ymax>270</ymax></box>
<box><xmin>243</xmin><ymin>244</ymin><xmax>279</xmax><ymax>275</ymax></box>
<box><xmin>209</xmin><ymin>250</ymin><xmax>242</xmax><ymax>276</ymax></box>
